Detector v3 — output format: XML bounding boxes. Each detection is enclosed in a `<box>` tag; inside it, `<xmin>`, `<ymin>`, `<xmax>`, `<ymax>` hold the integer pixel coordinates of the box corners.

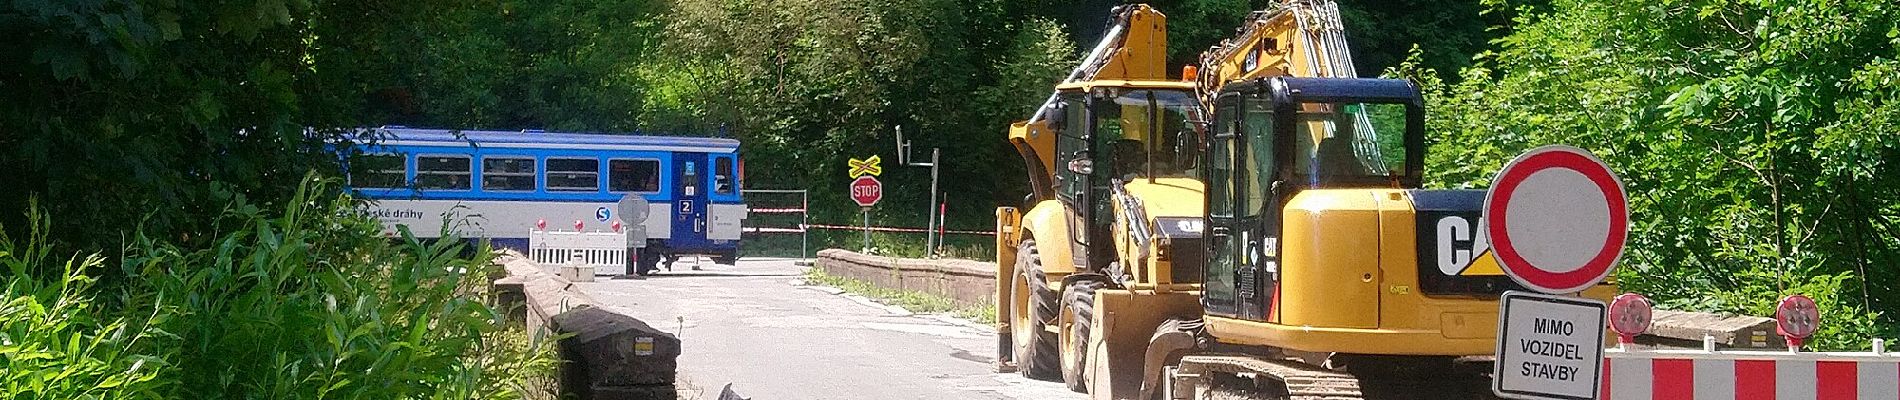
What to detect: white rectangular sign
<box><xmin>1494</xmin><ymin>291</ymin><xmax>1607</xmax><ymax>400</ymax></box>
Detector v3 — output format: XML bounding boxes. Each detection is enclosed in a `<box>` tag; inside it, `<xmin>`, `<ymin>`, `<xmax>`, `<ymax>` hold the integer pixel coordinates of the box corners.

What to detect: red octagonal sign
<box><xmin>850</xmin><ymin>176</ymin><xmax>883</xmax><ymax>207</ymax></box>
<box><xmin>1484</xmin><ymin>145</ymin><xmax>1629</xmax><ymax>294</ymax></box>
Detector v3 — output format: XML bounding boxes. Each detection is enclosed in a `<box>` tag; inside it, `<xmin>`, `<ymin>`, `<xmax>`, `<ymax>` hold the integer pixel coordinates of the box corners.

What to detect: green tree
<box><xmin>1405</xmin><ymin>0</ymin><xmax>1900</xmax><ymax>349</ymax></box>
<box><xmin>0</xmin><ymin>0</ymin><xmax>361</xmax><ymax>252</ymax></box>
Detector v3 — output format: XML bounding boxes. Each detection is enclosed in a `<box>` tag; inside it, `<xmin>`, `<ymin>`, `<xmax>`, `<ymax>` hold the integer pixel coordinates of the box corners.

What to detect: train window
<box><xmin>415</xmin><ymin>155</ymin><xmax>471</xmax><ymax>190</ymax></box>
<box><xmin>609</xmin><ymin>159</ymin><xmax>661</xmax><ymax>193</ymax></box>
<box><xmin>714</xmin><ymin>158</ymin><xmax>734</xmax><ymax>195</ymax></box>
<box><xmin>547</xmin><ymin>158</ymin><xmax>600</xmax><ymax>191</ymax></box>
<box><xmin>483</xmin><ymin>157</ymin><xmax>536</xmax><ymax>191</ymax></box>
<box><xmin>349</xmin><ymin>153</ymin><xmax>406</xmax><ymax>189</ymax></box>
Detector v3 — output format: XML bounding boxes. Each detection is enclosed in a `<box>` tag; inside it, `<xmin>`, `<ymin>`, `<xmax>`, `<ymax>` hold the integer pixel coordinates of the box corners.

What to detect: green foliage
<box><xmin>0</xmin><ymin>0</ymin><xmax>362</xmax><ymax>252</ymax></box>
<box><xmin>1404</xmin><ymin>0</ymin><xmax>1900</xmax><ymax>349</ymax></box>
<box><xmin>0</xmin><ymin>213</ymin><xmax>168</xmax><ymax>399</ymax></box>
<box><xmin>0</xmin><ymin>178</ymin><xmax>556</xmax><ymax>399</ymax></box>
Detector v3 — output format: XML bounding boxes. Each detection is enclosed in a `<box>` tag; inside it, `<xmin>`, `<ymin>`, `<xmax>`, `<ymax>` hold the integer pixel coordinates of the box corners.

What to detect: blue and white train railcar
<box><xmin>343</xmin><ymin>127</ymin><xmax>746</xmax><ymax>270</ymax></box>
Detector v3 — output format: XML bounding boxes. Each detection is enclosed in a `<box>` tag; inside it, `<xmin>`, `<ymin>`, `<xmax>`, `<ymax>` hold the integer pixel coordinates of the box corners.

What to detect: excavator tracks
<box><xmin>1178</xmin><ymin>354</ymin><xmax>1362</xmax><ymax>400</ymax></box>
<box><xmin>1176</xmin><ymin>354</ymin><xmax>1494</xmax><ymax>400</ymax></box>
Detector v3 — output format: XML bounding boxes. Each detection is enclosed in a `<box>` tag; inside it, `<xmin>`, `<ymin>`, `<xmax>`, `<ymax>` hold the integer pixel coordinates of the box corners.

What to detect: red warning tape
<box><xmin>742</xmin><ymin>224</ymin><xmax>996</xmax><ymax>236</ymax></box>
<box><xmin>802</xmin><ymin>223</ymin><xmax>996</xmax><ymax>236</ymax></box>
<box><xmin>744</xmin><ymin>227</ymin><xmax>806</xmax><ymax>234</ymax></box>
<box><xmin>747</xmin><ymin>208</ymin><xmax>808</xmax><ymax>214</ymax></box>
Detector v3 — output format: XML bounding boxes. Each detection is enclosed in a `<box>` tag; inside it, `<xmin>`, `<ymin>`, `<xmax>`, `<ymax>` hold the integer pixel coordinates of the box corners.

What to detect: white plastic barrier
<box><xmin>529</xmin><ymin>229</ymin><xmax>630</xmax><ymax>276</ymax></box>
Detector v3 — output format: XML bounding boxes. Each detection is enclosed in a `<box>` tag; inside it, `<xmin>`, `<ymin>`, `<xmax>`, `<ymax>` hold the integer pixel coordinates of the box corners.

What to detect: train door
<box><xmin>704</xmin><ymin>154</ymin><xmax>745</xmax><ymax>243</ymax></box>
<box><xmin>671</xmin><ymin>152</ymin><xmax>712</xmax><ymax>251</ymax></box>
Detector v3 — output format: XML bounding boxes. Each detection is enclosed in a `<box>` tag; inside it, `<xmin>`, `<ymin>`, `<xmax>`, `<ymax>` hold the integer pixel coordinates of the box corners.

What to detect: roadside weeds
<box><xmin>800</xmin><ymin>268</ymin><xmax>997</xmax><ymax>325</ymax></box>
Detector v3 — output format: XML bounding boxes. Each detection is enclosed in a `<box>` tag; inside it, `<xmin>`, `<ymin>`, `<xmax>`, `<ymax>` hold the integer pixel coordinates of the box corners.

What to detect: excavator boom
<box><xmin>1194</xmin><ymin>0</ymin><xmax>1357</xmax><ymax>105</ymax></box>
<box><xmin>1027</xmin><ymin>4</ymin><xmax>1170</xmax><ymax>124</ymax></box>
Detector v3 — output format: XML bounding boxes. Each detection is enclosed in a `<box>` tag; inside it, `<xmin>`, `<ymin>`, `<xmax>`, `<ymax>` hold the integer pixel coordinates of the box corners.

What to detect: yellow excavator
<box><xmin>992</xmin><ymin>3</ymin><xmax>1206</xmax><ymax>395</ymax></box>
<box><xmin>1000</xmin><ymin>1</ymin><xmax>1618</xmax><ymax>399</ymax></box>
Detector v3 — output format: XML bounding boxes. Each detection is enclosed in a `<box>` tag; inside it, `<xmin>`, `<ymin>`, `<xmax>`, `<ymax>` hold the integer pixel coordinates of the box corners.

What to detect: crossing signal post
<box><xmin>848</xmin><ymin>157</ymin><xmax>884</xmax><ymax>252</ymax></box>
<box><xmin>895</xmin><ymin>126</ymin><xmax>942</xmax><ymax>257</ymax></box>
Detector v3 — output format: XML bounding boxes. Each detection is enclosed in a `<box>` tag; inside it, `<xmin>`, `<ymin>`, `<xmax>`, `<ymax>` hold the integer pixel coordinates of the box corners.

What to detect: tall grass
<box><xmin>0</xmin><ymin>176</ymin><xmax>554</xmax><ymax>399</ymax></box>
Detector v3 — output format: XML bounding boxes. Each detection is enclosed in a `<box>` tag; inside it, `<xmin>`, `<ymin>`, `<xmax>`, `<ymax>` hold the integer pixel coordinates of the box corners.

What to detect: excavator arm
<box><xmin>1193</xmin><ymin>0</ymin><xmax>1392</xmax><ymax>176</ymax></box>
<box><xmin>1194</xmin><ymin>0</ymin><xmax>1358</xmax><ymax>104</ymax></box>
<box><xmin>1012</xmin><ymin>5</ymin><xmax>1170</xmax><ymax>203</ymax></box>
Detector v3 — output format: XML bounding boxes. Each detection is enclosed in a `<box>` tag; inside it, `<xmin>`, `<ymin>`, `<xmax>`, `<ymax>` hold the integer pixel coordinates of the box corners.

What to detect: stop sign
<box><xmin>850</xmin><ymin>176</ymin><xmax>883</xmax><ymax>207</ymax></box>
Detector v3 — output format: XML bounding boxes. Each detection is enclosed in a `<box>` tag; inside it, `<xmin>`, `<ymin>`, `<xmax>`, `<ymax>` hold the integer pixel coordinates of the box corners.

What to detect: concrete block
<box><xmin>492</xmin><ymin>276</ymin><xmax>528</xmax><ymax>324</ymax></box>
<box><xmin>563</xmin><ymin>264</ymin><xmax>597</xmax><ymax>282</ymax></box>
<box><xmin>553</xmin><ymin>306</ymin><xmax>683</xmax><ymax>392</ymax></box>
<box><xmin>585</xmin><ymin>384</ymin><xmax>676</xmax><ymax>400</ymax></box>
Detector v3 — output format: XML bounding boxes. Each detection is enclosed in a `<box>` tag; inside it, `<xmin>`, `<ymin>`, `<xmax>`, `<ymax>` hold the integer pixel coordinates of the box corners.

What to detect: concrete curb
<box><xmin>814</xmin><ymin>249</ymin><xmax>995</xmax><ymax>308</ymax></box>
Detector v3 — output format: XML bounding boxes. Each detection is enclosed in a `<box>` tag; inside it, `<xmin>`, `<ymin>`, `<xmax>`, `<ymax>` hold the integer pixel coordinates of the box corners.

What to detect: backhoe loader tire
<box><xmin>1013</xmin><ymin>239</ymin><xmax>1061</xmax><ymax>380</ymax></box>
<box><xmin>1061</xmin><ymin>279</ymin><xmax>1104</xmax><ymax>392</ymax></box>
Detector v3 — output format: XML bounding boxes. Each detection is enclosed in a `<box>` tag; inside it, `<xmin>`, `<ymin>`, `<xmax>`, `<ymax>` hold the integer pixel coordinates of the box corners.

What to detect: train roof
<box><xmin>369</xmin><ymin>127</ymin><xmax>741</xmax><ymax>153</ymax></box>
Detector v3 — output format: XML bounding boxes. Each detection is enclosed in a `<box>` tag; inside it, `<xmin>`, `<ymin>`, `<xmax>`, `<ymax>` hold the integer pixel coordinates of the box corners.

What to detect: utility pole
<box><xmin>895</xmin><ymin>126</ymin><xmax>941</xmax><ymax>257</ymax></box>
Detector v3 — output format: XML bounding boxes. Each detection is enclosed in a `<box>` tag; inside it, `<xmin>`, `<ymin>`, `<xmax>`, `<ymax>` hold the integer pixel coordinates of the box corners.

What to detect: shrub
<box><xmin>0</xmin><ymin>176</ymin><xmax>553</xmax><ymax>399</ymax></box>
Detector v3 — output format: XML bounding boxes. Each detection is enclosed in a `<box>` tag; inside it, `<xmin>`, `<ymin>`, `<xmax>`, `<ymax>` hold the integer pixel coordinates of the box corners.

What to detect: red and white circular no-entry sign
<box><xmin>1484</xmin><ymin>145</ymin><xmax>1629</xmax><ymax>294</ymax></box>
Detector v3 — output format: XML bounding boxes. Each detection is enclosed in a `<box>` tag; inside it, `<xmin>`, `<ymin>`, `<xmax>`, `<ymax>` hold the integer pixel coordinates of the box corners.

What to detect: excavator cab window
<box><xmin>1091</xmin><ymin>88</ymin><xmax>1200</xmax><ymax>181</ymax></box>
<box><xmin>1204</xmin><ymin>78</ymin><xmax>1427</xmax><ymax>321</ymax></box>
<box><xmin>1288</xmin><ymin>101</ymin><xmax>1410</xmax><ymax>187</ymax></box>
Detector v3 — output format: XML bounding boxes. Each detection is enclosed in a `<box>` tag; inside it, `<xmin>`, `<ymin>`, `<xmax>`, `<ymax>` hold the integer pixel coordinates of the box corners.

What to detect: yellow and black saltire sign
<box><xmin>848</xmin><ymin>155</ymin><xmax>882</xmax><ymax>178</ymax></box>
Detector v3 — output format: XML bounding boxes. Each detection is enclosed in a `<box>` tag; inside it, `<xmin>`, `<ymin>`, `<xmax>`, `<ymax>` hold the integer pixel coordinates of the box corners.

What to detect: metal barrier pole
<box><xmin>801</xmin><ymin>190</ymin><xmax>809</xmax><ymax>259</ymax></box>
<box><xmin>926</xmin><ymin>148</ymin><xmax>939</xmax><ymax>256</ymax></box>
<box><xmin>741</xmin><ymin>188</ymin><xmax>813</xmax><ymax>259</ymax></box>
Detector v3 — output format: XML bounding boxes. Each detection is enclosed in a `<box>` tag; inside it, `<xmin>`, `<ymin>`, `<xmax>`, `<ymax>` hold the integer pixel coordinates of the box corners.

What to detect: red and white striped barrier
<box><xmin>743</xmin><ymin>223</ymin><xmax>996</xmax><ymax>235</ymax></box>
<box><xmin>744</xmin><ymin>226</ymin><xmax>806</xmax><ymax>234</ymax></box>
<box><xmin>1604</xmin><ymin>349</ymin><xmax>1900</xmax><ymax>400</ymax></box>
<box><xmin>747</xmin><ymin>207</ymin><xmax>808</xmax><ymax>214</ymax></box>
<box><xmin>802</xmin><ymin>223</ymin><xmax>995</xmax><ymax>236</ymax></box>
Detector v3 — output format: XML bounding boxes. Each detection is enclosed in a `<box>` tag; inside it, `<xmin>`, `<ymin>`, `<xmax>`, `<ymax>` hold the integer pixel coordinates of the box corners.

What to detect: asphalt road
<box><xmin>579</xmin><ymin>257</ymin><xmax>1085</xmax><ymax>400</ymax></box>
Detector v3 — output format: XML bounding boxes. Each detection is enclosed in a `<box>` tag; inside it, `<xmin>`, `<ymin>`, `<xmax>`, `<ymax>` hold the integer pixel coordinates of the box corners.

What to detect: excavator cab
<box><xmin>1050</xmin><ymin>83</ymin><xmax>1202</xmax><ymax>270</ymax></box>
<box><xmin>1201</xmin><ymin>76</ymin><xmax>1424</xmax><ymax>321</ymax></box>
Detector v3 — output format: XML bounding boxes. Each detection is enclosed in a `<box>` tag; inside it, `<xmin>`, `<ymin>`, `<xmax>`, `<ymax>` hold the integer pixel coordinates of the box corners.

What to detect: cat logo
<box><xmin>1434</xmin><ymin>215</ymin><xmax>1505</xmax><ymax>277</ymax></box>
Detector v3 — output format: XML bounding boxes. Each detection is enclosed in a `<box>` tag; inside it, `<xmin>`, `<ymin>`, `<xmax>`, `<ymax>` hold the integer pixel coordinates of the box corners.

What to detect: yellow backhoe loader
<box><xmin>992</xmin><ymin>3</ymin><xmax>1206</xmax><ymax>395</ymax></box>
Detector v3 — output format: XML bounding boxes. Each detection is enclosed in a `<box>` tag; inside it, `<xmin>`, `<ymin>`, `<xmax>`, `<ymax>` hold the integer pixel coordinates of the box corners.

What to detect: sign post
<box><xmin>895</xmin><ymin>126</ymin><xmax>943</xmax><ymax>256</ymax></box>
<box><xmin>848</xmin><ymin>157</ymin><xmax>884</xmax><ymax>252</ymax></box>
<box><xmin>1486</xmin><ymin>145</ymin><xmax>1629</xmax><ymax>400</ymax></box>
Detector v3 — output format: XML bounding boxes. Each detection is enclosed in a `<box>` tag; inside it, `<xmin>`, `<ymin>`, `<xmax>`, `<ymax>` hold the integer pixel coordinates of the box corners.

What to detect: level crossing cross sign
<box><xmin>848</xmin><ymin>155</ymin><xmax>883</xmax><ymax>178</ymax></box>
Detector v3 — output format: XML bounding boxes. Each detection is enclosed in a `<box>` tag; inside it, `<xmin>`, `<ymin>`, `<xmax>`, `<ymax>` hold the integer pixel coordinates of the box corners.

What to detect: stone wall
<box><xmin>494</xmin><ymin>252</ymin><xmax>599</xmax><ymax>340</ymax></box>
<box><xmin>815</xmin><ymin>249</ymin><xmax>996</xmax><ymax>307</ymax></box>
<box><xmin>493</xmin><ymin>251</ymin><xmax>680</xmax><ymax>400</ymax></box>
